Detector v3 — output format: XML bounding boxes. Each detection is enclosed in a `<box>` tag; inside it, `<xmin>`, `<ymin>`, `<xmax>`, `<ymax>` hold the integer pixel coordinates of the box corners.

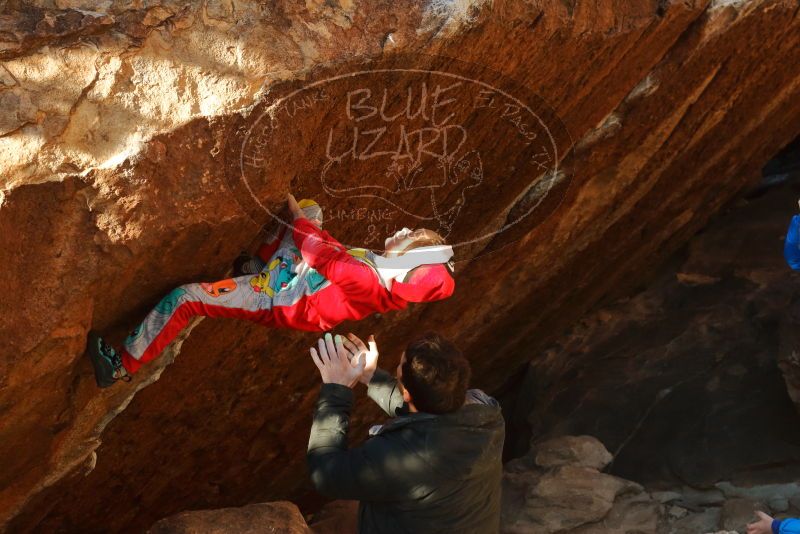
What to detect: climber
<box><xmin>86</xmin><ymin>194</ymin><xmax>455</xmax><ymax>388</ymax></box>
<box><xmin>785</xmin><ymin>199</ymin><xmax>800</xmax><ymax>270</ymax></box>
<box><xmin>747</xmin><ymin>511</ymin><xmax>800</xmax><ymax>534</ymax></box>
<box><xmin>306</xmin><ymin>331</ymin><xmax>504</xmax><ymax>534</ymax></box>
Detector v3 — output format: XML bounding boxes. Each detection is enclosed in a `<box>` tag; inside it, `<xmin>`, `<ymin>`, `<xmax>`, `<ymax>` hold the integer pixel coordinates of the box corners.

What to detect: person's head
<box><xmin>383</xmin><ymin>227</ymin><xmax>446</xmax><ymax>258</ymax></box>
<box><xmin>382</xmin><ymin>228</ymin><xmax>455</xmax><ymax>302</ymax></box>
<box><xmin>396</xmin><ymin>332</ymin><xmax>471</xmax><ymax>414</ymax></box>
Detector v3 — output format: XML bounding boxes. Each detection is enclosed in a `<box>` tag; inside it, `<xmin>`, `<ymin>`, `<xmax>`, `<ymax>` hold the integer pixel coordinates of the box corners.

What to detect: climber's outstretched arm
<box><xmin>785</xmin><ymin>213</ymin><xmax>800</xmax><ymax>271</ymax></box>
<box><xmin>292</xmin><ymin>215</ymin><xmax>377</xmax><ymax>294</ymax></box>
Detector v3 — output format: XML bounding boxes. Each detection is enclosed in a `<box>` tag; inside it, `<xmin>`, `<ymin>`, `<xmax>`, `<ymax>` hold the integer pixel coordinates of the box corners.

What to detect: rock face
<box><xmin>505</xmin><ymin>181</ymin><xmax>800</xmax><ymax>490</ymax></box>
<box><xmin>503</xmin><ymin>435</ymin><xmax>660</xmax><ymax>534</ymax></box>
<box><xmin>503</xmin><ymin>435</ymin><xmax>800</xmax><ymax>534</ymax></box>
<box><xmin>779</xmin><ymin>281</ymin><xmax>800</xmax><ymax>413</ymax></box>
<box><xmin>2</xmin><ymin>0</ymin><xmax>800</xmax><ymax>532</ymax></box>
<box><xmin>148</xmin><ymin>501</ymin><xmax>310</xmax><ymax>534</ymax></box>
<box><xmin>534</xmin><ymin>435</ymin><xmax>614</xmax><ymax>470</ymax></box>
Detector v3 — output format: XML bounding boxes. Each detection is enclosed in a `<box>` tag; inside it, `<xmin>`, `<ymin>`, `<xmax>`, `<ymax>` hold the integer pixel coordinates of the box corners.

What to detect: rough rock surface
<box><xmin>779</xmin><ymin>274</ymin><xmax>800</xmax><ymax>414</ymax></box>
<box><xmin>718</xmin><ymin>499</ymin><xmax>768</xmax><ymax>533</ymax></box>
<box><xmin>147</xmin><ymin>501</ymin><xmax>310</xmax><ymax>534</ymax></box>
<box><xmin>503</xmin><ymin>436</ymin><xmax>660</xmax><ymax>533</ymax></box>
<box><xmin>505</xmin><ymin>181</ymin><xmax>800</xmax><ymax>489</ymax></box>
<box><xmin>534</xmin><ymin>435</ymin><xmax>614</xmax><ymax>470</ymax></box>
<box><xmin>2</xmin><ymin>0</ymin><xmax>800</xmax><ymax>532</ymax></box>
<box><xmin>503</xmin><ymin>435</ymin><xmax>800</xmax><ymax>534</ymax></box>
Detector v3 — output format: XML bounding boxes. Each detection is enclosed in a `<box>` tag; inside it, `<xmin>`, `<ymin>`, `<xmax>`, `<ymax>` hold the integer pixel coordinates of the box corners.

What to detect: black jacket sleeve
<box><xmin>307</xmin><ymin>383</ymin><xmax>426</xmax><ymax>502</ymax></box>
<box><xmin>366</xmin><ymin>369</ymin><xmax>409</xmax><ymax>417</ymax></box>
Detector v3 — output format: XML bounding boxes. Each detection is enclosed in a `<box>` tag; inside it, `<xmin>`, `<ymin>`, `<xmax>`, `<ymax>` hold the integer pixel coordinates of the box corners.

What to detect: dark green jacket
<box><xmin>307</xmin><ymin>369</ymin><xmax>505</xmax><ymax>534</ymax></box>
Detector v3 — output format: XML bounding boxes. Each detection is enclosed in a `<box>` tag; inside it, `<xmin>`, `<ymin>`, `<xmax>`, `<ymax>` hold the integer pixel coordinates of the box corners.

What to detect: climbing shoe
<box><xmin>87</xmin><ymin>331</ymin><xmax>130</xmax><ymax>388</ymax></box>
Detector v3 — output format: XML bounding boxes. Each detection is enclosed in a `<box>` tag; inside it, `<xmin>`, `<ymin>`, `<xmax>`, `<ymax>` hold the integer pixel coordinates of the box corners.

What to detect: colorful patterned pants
<box><xmin>120</xmin><ymin>200</ymin><xmax>325</xmax><ymax>374</ymax></box>
<box><xmin>120</xmin><ymin>275</ymin><xmax>274</xmax><ymax>373</ymax></box>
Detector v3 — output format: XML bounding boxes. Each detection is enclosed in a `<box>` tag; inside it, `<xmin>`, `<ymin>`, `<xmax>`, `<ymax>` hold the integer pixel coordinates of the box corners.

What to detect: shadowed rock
<box><xmin>148</xmin><ymin>502</ymin><xmax>310</xmax><ymax>534</ymax></box>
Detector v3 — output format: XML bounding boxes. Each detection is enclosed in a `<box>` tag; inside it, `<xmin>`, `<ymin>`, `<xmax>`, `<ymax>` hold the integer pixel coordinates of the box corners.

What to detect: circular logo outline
<box><xmin>231</xmin><ymin>55</ymin><xmax>573</xmax><ymax>259</ymax></box>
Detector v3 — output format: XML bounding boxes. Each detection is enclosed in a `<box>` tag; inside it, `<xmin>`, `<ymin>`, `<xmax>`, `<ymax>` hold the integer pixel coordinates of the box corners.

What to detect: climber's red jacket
<box><xmin>259</xmin><ymin>218</ymin><xmax>455</xmax><ymax>332</ymax></box>
<box><xmin>120</xmin><ymin>218</ymin><xmax>455</xmax><ymax>374</ymax></box>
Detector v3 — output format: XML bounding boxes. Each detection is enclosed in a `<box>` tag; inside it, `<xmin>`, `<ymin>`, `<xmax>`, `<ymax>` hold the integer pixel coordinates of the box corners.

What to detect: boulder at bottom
<box><xmin>148</xmin><ymin>501</ymin><xmax>311</xmax><ymax>534</ymax></box>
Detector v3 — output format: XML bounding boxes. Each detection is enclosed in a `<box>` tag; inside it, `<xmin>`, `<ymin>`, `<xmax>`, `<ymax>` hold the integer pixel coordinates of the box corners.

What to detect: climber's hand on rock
<box><xmin>310</xmin><ymin>333</ymin><xmax>365</xmax><ymax>388</ymax></box>
<box><xmin>287</xmin><ymin>193</ymin><xmax>306</xmax><ymax>221</ymax></box>
<box><xmin>343</xmin><ymin>333</ymin><xmax>379</xmax><ymax>385</ymax></box>
<box><xmin>747</xmin><ymin>511</ymin><xmax>774</xmax><ymax>534</ymax></box>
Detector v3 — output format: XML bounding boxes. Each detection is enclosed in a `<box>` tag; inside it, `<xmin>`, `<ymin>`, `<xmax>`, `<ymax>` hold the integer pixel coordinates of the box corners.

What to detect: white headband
<box><xmin>372</xmin><ymin>245</ymin><xmax>454</xmax><ymax>289</ymax></box>
<box><xmin>373</xmin><ymin>245</ymin><xmax>454</xmax><ymax>270</ymax></box>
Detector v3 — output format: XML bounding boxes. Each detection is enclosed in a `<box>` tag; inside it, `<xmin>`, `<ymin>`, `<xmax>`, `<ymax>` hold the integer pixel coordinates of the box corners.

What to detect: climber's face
<box><xmin>383</xmin><ymin>227</ymin><xmax>415</xmax><ymax>257</ymax></box>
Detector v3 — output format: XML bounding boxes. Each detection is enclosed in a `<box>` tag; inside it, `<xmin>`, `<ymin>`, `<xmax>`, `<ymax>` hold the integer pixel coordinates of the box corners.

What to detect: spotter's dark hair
<box><xmin>401</xmin><ymin>332</ymin><xmax>470</xmax><ymax>414</ymax></box>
